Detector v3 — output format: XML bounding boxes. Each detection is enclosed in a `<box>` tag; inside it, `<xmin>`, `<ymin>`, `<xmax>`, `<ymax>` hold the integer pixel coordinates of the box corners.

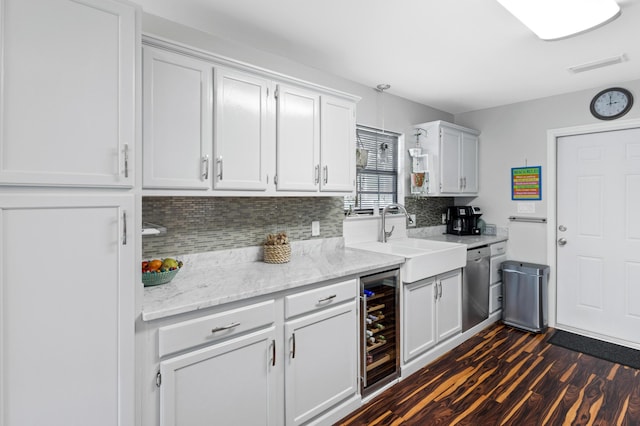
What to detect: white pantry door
<box><xmin>556</xmin><ymin>128</ymin><xmax>640</xmax><ymax>344</ymax></box>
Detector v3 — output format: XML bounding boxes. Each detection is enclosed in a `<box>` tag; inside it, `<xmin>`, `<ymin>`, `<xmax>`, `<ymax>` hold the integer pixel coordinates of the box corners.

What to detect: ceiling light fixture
<box><xmin>496</xmin><ymin>0</ymin><xmax>621</xmax><ymax>41</ymax></box>
<box><xmin>568</xmin><ymin>54</ymin><xmax>627</xmax><ymax>73</ymax></box>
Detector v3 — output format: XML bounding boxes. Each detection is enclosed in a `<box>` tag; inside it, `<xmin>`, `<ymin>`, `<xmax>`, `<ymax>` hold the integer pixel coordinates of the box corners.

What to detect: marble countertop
<box><xmin>142</xmin><ymin>238</ymin><xmax>404</xmax><ymax>322</ymax></box>
<box><xmin>407</xmin><ymin>227</ymin><xmax>508</xmax><ymax>249</ymax></box>
<box><xmin>413</xmin><ymin>233</ymin><xmax>508</xmax><ymax>248</ymax></box>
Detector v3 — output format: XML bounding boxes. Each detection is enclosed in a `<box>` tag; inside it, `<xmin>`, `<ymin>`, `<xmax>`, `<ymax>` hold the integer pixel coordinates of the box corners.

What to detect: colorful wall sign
<box><xmin>512</xmin><ymin>166</ymin><xmax>541</xmax><ymax>200</ymax></box>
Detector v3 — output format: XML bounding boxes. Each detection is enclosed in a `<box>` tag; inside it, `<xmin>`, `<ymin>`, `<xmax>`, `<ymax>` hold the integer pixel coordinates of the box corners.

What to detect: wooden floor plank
<box><xmin>336</xmin><ymin>324</ymin><xmax>640</xmax><ymax>426</ymax></box>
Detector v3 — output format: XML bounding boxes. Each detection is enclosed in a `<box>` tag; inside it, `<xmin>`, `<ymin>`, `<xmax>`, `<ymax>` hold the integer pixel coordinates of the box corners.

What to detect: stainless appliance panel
<box><xmin>462</xmin><ymin>245</ymin><xmax>491</xmax><ymax>332</ymax></box>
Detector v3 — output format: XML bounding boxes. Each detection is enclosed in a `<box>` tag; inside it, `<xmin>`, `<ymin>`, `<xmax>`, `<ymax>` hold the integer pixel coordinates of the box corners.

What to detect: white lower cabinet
<box><xmin>159</xmin><ymin>327</ymin><xmax>278</xmax><ymax>426</ymax></box>
<box><xmin>284</xmin><ymin>301</ymin><xmax>358</xmax><ymax>425</ymax></box>
<box><xmin>145</xmin><ymin>279</ymin><xmax>359</xmax><ymax>426</ymax></box>
<box><xmin>489</xmin><ymin>242</ymin><xmax>507</xmax><ymax>314</ymax></box>
<box><xmin>403</xmin><ymin>269</ymin><xmax>462</xmax><ymax>363</ymax></box>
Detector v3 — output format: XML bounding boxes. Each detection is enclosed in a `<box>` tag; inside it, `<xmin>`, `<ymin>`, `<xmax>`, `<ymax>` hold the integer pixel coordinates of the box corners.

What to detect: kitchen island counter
<box><xmin>142</xmin><ymin>238</ymin><xmax>404</xmax><ymax>321</ymax></box>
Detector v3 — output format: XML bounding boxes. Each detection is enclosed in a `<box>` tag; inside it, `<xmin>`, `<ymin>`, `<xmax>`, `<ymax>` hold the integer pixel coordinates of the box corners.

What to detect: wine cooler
<box><xmin>360</xmin><ymin>268</ymin><xmax>400</xmax><ymax>396</ymax></box>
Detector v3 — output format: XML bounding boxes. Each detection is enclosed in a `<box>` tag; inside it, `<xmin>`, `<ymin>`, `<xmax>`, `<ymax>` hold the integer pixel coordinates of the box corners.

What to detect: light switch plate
<box><xmin>311</xmin><ymin>221</ymin><xmax>320</xmax><ymax>236</ymax></box>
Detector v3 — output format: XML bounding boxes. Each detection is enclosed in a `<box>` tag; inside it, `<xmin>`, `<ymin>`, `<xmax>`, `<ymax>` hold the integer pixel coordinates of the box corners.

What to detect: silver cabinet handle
<box><xmin>314</xmin><ymin>165</ymin><xmax>320</xmax><ymax>184</ymax></box>
<box><xmin>122</xmin><ymin>210</ymin><xmax>127</xmax><ymax>245</ymax></box>
<box><xmin>438</xmin><ymin>283</ymin><xmax>442</xmax><ymax>298</ymax></box>
<box><xmin>217</xmin><ymin>156</ymin><xmax>223</xmax><ymax>181</ymax></box>
<box><xmin>558</xmin><ymin>238</ymin><xmax>567</xmax><ymax>246</ymax></box>
<box><xmin>270</xmin><ymin>339</ymin><xmax>276</xmax><ymax>366</ymax></box>
<box><xmin>123</xmin><ymin>144</ymin><xmax>129</xmax><ymax>178</ymax></box>
<box><xmin>323</xmin><ymin>166</ymin><xmax>328</xmax><ymax>184</ymax></box>
<box><xmin>202</xmin><ymin>155</ymin><xmax>210</xmax><ymax>180</ymax></box>
<box><xmin>291</xmin><ymin>333</ymin><xmax>296</xmax><ymax>359</ymax></box>
<box><xmin>211</xmin><ymin>322</ymin><xmax>240</xmax><ymax>333</ymax></box>
<box><xmin>318</xmin><ymin>294</ymin><xmax>337</xmax><ymax>303</ymax></box>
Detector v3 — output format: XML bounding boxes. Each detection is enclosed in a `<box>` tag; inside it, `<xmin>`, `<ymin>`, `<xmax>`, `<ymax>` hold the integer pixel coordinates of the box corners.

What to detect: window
<box><xmin>345</xmin><ymin>125</ymin><xmax>399</xmax><ymax>212</ymax></box>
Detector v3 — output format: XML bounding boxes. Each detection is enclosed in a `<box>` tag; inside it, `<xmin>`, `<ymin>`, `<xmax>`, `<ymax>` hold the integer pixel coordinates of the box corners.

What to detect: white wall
<box><xmin>141</xmin><ymin>13</ymin><xmax>452</xmax><ymax>135</ymax></box>
<box><xmin>455</xmin><ymin>79</ymin><xmax>640</xmax><ymax>263</ymax></box>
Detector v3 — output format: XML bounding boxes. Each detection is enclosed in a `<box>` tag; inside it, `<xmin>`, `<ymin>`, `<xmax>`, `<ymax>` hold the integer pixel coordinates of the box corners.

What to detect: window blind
<box><xmin>345</xmin><ymin>125</ymin><xmax>399</xmax><ymax>212</ymax></box>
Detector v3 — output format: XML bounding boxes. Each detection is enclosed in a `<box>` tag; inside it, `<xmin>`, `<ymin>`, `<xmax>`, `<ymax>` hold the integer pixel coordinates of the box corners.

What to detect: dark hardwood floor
<box><xmin>337</xmin><ymin>324</ymin><xmax>640</xmax><ymax>425</ymax></box>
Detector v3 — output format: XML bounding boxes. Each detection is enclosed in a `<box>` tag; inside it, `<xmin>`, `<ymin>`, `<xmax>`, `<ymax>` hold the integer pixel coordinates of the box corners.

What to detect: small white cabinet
<box><xmin>414</xmin><ymin>121</ymin><xmax>479</xmax><ymax>196</ymax></box>
<box><xmin>159</xmin><ymin>328</ymin><xmax>278</xmax><ymax>426</ymax></box>
<box><xmin>403</xmin><ymin>269</ymin><xmax>462</xmax><ymax>363</ymax></box>
<box><xmin>142</xmin><ymin>46</ymin><xmax>212</xmax><ymax>189</ymax></box>
<box><xmin>0</xmin><ymin>0</ymin><xmax>136</xmax><ymax>187</ymax></box>
<box><xmin>276</xmin><ymin>84</ymin><xmax>321</xmax><ymax>191</ymax></box>
<box><xmin>213</xmin><ymin>67</ymin><xmax>271</xmax><ymax>191</ymax></box>
<box><xmin>319</xmin><ymin>96</ymin><xmax>356</xmax><ymax>192</ymax></box>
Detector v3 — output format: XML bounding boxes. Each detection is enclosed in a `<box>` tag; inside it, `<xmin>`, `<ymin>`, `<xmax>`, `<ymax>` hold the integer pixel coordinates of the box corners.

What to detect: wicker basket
<box><xmin>263</xmin><ymin>244</ymin><xmax>291</xmax><ymax>264</ymax></box>
<box><xmin>142</xmin><ymin>267</ymin><xmax>180</xmax><ymax>287</ymax></box>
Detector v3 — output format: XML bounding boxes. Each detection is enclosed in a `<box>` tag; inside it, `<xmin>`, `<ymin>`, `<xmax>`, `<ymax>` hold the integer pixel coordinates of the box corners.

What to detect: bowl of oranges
<box><xmin>142</xmin><ymin>258</ymin><xmax>183</xmax><ymax>287</ymax></box>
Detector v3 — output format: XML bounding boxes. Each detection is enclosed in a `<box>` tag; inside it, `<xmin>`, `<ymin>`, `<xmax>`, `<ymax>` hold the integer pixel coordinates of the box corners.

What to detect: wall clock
<box><xmin>590</xmin><ymin>87</ymin><xmax>634</xmax><ymax>120</ymax></box>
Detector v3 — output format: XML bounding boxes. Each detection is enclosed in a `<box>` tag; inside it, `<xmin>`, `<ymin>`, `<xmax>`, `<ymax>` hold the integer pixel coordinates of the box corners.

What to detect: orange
<box><xmin>148</xmin><ymin>259</ymin><xmax>163</xmax><ymax>272</ymax></box>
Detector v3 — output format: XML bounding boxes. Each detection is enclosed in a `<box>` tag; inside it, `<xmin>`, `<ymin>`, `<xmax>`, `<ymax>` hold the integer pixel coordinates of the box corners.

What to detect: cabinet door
<box><xmin>320</xmin><ymin>96</ymin><xmax>356</xmax><ymax>192</ymax></box>
<box><xmin>460</xmin><ymin>132</ymin><xmax>479</xmax><ymax>194</ymax></box>
<box><xmin>285</xmin><ymin>301</ymin><xmax>358</xmax><ymax>425</ymax></box>
<box><xmin>159</xmin><ymin>328</ymin><xmax>278</xmax><ymax>426</ymax></box>
<box><xmin>436</xmin><ymin>270</ymin><xmax>462</xmax><ymax>342</ymax></box>
<box><xmin>0</xmin><ymin>194</ymin><xmax>135</xmax><ymax>426</ymax></box>
<box><xmin>439</xmin><ymin>127</ymin><xmax>462</xmax><ymax>193</ymax></box>
<box><xmin>142</xmin><ymin>46</ymin><xmax>212</xmax><ymax>189</ymax></box>
<box><xmin>403</xmin><ymin>278</ymin><xmax>436</xmax><ymax>362</ymax></box>
<box><xmin>276</xmin><ymin>84</ymin><xmax>320</xmax><ymax>191</ymax></box>
<box><xmin>214</xmin><ymin>68</ymin><xmax>270</xmax><ymax>191</ymax></box>
<box><xmin>0</xmin><ymin>0</ymin><xmax>136</xmax><ymax>187</ymax></box>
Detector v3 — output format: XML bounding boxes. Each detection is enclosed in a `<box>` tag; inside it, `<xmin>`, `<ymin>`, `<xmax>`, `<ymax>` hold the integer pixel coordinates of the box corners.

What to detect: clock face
<box><xmin>590</xmin><ymin>88</ymin><xmax>634</xmax><ymax>120</ymax></box>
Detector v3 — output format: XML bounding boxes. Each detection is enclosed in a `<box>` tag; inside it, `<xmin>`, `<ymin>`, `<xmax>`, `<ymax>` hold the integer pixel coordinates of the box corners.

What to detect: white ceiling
<box><xmin>136</xmin><ymin>0</ymin><xmax>640</xmax><ymax>114</ymax></box>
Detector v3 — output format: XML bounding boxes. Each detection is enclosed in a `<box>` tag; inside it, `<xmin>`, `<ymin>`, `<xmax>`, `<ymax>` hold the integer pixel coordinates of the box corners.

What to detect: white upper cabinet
<box><xmin>213</xmin><ymin>67</ymin><xmax>271</xmax><ymax>191</ymax></box>
<box><xmin>276</xmin><ymin>84</ymin><xmax>321</xmax><ymax>191</ymax></box>
<box><xmin>320</xmin><ymin>96</ymin><xmax>356</xmax><ymax>192</ymax></box>
<box><xmin>0</xmin><ymin>0</ymin><xmax>137</xmax><ymax>187</ymax></box>
<box><xmin>142</xmin><ymin>46</ymin><xmax>212</xmax><ymax>189</ymax></box>
<box><xmin>140</xmin><ymin>39</ymin><xmax>359</xmax><ymax>196</ymax></box>
<box><xmin>415</xmin><ymin>120</ymin><xmax>480</xmax><ymax>196</ymax></box>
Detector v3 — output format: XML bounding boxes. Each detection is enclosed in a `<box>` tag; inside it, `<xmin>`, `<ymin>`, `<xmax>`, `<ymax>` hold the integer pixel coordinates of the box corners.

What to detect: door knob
<box><xmin>558</xmin><ymin>238</ymin><xmax>567</xmax><ymax>246</ymax></box>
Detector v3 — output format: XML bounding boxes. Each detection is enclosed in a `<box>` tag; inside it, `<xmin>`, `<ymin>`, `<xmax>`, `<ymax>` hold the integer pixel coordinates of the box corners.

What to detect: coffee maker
<box><xmin>446</xmin><ymin>206</ymin><xmax>482</xmax><ymax>235</ymax></box>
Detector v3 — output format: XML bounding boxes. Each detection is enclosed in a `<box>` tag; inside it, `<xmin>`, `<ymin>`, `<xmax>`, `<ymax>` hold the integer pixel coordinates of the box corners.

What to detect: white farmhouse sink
<box><xmin>349</xmin><ymin>238</ymin><xmax>466</xmax><ymax>283</ymax></box>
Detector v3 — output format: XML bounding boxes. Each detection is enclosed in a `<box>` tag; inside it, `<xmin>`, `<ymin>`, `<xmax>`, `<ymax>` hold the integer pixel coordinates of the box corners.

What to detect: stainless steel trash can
<box><xmin>501</xmin><ymin>261</ymin><xmax>550</xmax><ymax>333</ymax></box>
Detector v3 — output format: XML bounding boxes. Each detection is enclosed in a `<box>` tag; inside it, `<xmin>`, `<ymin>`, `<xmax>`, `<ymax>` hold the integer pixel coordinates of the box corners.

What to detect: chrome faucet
<box><xmin>381</xmin><ymin>203</ymin><xmax>413</xmax><ymax>242</ymax></box>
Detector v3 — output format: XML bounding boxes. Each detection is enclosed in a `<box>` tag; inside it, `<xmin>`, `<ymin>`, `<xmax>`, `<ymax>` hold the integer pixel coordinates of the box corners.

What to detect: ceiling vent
<box><xmin>568</xmin><ymin>54</ymin><xmax>627</xmax><ymax>73</ymax></box>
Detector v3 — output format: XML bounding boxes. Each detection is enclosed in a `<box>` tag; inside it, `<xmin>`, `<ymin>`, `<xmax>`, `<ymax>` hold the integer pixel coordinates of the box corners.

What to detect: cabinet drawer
<box><xmin>158</xmin><ymin>300</ymin><xmax>275</xmax><ymax>357</ymax></box>
<box><xmin>490</xmin><ymin>241</ymin><xmax>507</xmax><ymax>256</ymax></box>
<box><xmin>285</xmin><ymin>279</ymin><xmax>356</xmax><ymax>318</ymax></box>
<box><xmin>489</xmin><ymin>283</ymin><xmax>503</xmax><ymax>313</ymax></box>
<box><xmin>490</xmin><ymin>253</ymin><xmax>507</xmax><ymax>285</ymax></box>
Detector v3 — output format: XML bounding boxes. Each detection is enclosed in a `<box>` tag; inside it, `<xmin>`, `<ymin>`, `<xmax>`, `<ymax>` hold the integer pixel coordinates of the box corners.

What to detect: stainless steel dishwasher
<box><xmin>463</xmin><ymin>245</ymin><xmax>491</xmax><ymax>331</ymax></box>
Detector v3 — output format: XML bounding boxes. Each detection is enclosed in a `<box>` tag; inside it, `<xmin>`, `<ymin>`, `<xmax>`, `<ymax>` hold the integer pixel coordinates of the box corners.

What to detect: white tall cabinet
<box><xmin>0</xmin><ymin>0</ymin><xmax>138</xmax><ymax>425</ymax></box>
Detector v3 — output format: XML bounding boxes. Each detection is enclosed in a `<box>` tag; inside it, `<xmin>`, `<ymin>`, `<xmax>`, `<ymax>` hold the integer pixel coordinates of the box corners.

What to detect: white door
<box><xmin>460</xmin><ymin>132</ymin><xmax>479</xmax><ymax>193</ymax></box>
<box><xmin>436</xmin><ymin>270</ymin><xmax>462</xmax><ymax>342</ymax></box>
<box><xmin>557</xmin><ymin>128</ymin><xmax>640</xmax><ymax>344</ymax></box>
<box><xmin>276</xmin><ymin>84</ymin><xmax>320</xmax><ymax>191</ymax></box>
<box><xmin>0</xmin><ymin>194</ymin><xmax>135</xmax><ymax>426</ymax></box>
<box><xmin>0</xmin><ymin>0</ymin><xmax>136</xmax><ymax>187</ymax></box>
<box><xmin>440</xmin><ymin>127</ymin><xmax>462</xmax><ymax>193</ymax></box>
<box><xmin>284</xmin><ymin>302</ymin><xmax>358</xmax><ymax>426</ymax></box>
<box><xmin>142</xmin><ymin>46</ymin><xmax>212</xmax><ymax>189</ymax></box>
<box><xmin>213</xmin><ymin>68</ymin><xmax>271</xmax><ymax>191</ymax></box>
<box><xmin>159</xmin><ymin>328</ymin><xmax>278</xmax><ymax>426</ymax></box>
<box><xmin>319</xmin><ymin>96</ymin><xmax>356</xmax><ymax>192</ymax></box>
<box><xmin>403</xmin><ymin>278</ymin><xmax>436</xmax><ymax>362</ymax></box>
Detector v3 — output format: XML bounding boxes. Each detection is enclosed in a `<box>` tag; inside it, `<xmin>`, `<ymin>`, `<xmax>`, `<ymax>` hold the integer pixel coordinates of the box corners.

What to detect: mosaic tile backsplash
<box><xmin>142</xmin><ymin>196</ymin><xmax>455</xmax><ymax>258</ymax></box>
